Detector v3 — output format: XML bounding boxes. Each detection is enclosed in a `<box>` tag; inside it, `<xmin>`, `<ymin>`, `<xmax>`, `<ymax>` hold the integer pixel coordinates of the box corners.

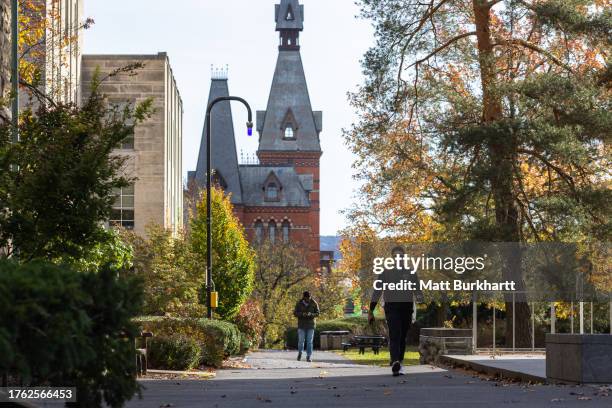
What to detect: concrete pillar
<box><xmin>472</xmin><ymin>292</ymin><xmax>477</xmax><ymax>353</ymax></box>
<box><xmin>570</xmin><ymin>301</ymin><xmax>574</xmax><ymax>334</ymax></box>
<box><xmin>580</xmin><ymin>302</ymin><xmax>584</xmax><ymax>334</ymax></box>
<box><xmin>551</xmin><ymin>303</ymin><xmax>556</xmax><ymax>334</ymax></box>
<box><xmin>492</xmin><ymin>303</ymin><xmax>496</xmax><ymax>352</ymax></box>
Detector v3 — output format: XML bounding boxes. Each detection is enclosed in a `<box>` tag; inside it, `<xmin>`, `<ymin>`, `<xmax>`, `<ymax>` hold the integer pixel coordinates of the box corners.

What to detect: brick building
<box><xmin>190</xmin><ymin>0</ymin><xmax>322</xmax><ymax>270</ymax></box>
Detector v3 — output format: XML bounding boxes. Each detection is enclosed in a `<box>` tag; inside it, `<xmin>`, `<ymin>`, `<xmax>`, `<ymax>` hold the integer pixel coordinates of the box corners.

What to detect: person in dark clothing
<box><xmin>294</xmin><ymin>291</ymin><xmax>320</xmax><ymax>362</ymax></box>
<box><xmin>369</xmin><ymin>246</ymin><xmax>421</xmax><ymax>376</ymax></box>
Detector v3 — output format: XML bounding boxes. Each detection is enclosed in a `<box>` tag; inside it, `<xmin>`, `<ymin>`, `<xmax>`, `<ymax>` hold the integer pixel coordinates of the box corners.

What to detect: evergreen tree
<box><xmin>0</xmin><ymin>72</ymin><xmax>152</xmax><ymax>262</ymax></box>
<box><xmin>347</xmin><ymin>0</ymin><xmax>611</xmax><ymax>346</ymax></box>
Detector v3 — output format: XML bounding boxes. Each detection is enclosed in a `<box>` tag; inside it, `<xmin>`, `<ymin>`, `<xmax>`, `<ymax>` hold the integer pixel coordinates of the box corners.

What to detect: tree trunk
<box><xmin>0</xmin><ymin>0</ymin><xmax>11</xmax><ymax>124</ymax></box>
<box><xmin>472</xmin><ymin>0</ymin><xmax>531</xmax><ymax>347</ymax></box>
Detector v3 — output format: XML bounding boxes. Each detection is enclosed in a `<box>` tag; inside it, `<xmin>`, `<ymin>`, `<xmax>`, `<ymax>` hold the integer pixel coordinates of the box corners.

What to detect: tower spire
<box><xmin>275</xmin><ymin>0</ymin><xmax>304</xmax><ymax>50</ymax></box>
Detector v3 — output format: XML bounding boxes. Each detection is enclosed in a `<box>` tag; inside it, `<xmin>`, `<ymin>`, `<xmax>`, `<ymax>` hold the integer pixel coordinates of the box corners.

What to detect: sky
<box><xmin>83</xmin><ymin>0</ymin><xmax>374</xmax><ymax>236</ymax></box>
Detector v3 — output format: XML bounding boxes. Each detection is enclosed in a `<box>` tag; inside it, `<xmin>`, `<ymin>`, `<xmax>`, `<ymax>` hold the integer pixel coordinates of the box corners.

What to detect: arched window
<box><xmin>269</xmin><ymin>222</ymin><xmax>276</xmax><ymax>244</ymax></box>
<box><xmin>255</xmin><ymin>221</ymin><xmax>263</xmax><ymax>243</ymax></box>
<box><xmin>282</xmin><ymin>221</ymin><xmax>290</xmax><ymax>243</ymax></box>
<box><xmin>284</xmin><ymin>126</ymin><xmax>294</xmax><ymax>139</ymax></box>
<box><xmin>266</xmin><ymin>183</ymin><xmax>279</xmax><ymax>200</ymax></box>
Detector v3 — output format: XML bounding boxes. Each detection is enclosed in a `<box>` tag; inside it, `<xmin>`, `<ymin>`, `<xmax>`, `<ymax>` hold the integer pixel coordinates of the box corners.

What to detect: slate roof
<box><xmin>275</xmin><ymin>0</ymin><xmax>304</xmax><ymax>31</ymax></box>
<box><xmin>239</xmin><ymin>166</ymin><xmax>311</xmax><ymax>207</ymax></box>
<box><xmin>257</xmin><ymin>50</ymin><xmax>322</xmax><ymax>152</ymax></box>
<box><xmin>194</xmin><ymin>79</ymin><xmax>243</xmax><ymax>204</ymax></box>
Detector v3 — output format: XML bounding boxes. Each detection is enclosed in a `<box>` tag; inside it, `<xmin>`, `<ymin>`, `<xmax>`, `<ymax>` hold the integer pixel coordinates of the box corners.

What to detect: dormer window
<box><xmin>286</xmin><ymin>5</ymin><xmax>294</xmax><ymax>20</ymax></box>
<box><xmin>266</xmin><ymin>183</ymin><xmax>279</xmax><ymax>200</ymax></box>
<box><xmin>264</xmin><ymin>171</ymin><xmax>282</xmax><ymax>202</ymax></box>
<box><xmin>284</xmin><ymin>126</ymin><xmax>294</xmax><ymax>139</ymax></box>
<box><xmin>281</xmin><ymin>109</ymin><xmax>298</xmax><ymax>140</ymax></box>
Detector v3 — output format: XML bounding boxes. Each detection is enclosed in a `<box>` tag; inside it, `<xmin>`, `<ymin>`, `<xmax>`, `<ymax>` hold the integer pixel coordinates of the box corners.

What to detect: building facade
<box><xmin>20</xmin><ymin>0</ymin><xmax>84</xmax><ymax>105</ymax></box>
<box><xmin>0</xmin><ymin>0</ymin><xmax>10</xmax><ymax>123</ymax></box>
<box><xmin>191</xmin><ymin>0</ymin><xmax>322</xmax><ymax>270</ymax></box>
<box><xmin>81</xmin><ymin>53</ymin><xmax>183</xmax><ymax>236</ymax></box>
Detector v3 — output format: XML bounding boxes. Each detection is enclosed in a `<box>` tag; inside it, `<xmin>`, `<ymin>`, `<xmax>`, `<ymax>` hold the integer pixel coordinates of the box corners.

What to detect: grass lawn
<box><xmin>338</xmin><ymin>347</ymin><xmax>420</xmax><ymax>367</ymax></box>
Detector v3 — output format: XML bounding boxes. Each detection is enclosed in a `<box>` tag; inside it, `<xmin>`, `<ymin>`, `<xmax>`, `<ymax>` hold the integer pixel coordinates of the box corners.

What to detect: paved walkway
<box><xmin>124</xmin><ymin>350</ymin><xmax>611</xmax><ymax>407</ymax></box>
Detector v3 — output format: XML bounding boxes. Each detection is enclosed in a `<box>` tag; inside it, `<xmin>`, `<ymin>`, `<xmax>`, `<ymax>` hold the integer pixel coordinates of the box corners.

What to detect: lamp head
<box><xmin>247</xmin><ymin>121</ymin><xmax>253</xmax><ymax>136</ymax></box>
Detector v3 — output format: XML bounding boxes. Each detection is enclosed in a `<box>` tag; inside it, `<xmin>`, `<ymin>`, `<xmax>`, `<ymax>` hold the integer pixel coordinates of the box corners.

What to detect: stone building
<box><xmin>0</xmin><ymin>0</ymin><xmax>10</xmax><ymax>124</ymax></box>
<box><xmin>191</xmin><ymin>0</ymin><xmax>322</xmax><ymax>270</ymax></box>
<box><xmin>81</xmin><ymin>53</ymin><xmax>184</xmax><ymax>235</ymax></box>
<box><xmin>20</xmin><ymin>0</ymin><xmax>84</xmax><ymax>105</ymax></box>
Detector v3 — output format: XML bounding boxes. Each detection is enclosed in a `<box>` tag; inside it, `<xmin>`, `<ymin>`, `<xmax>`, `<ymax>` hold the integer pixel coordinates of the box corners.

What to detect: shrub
<box><xmin>239</xmin><ymin>332</ymin><xmax>252</xmax><ymax>354</ymax></box>
<box><xmin>0</xmin><ymin>260</ymin><xmax>143</xmax><ymax>408</ymax></box>
<box><xmin>134</xmin><ymin>317</ymin><xmax>241</xmax><ymax>368</ymax></box>
<box><xmin>285</xmin><ymin>316</ymin><xmax>387</xmax><ymax>349</ymax></box>
<box><xmin>233</xmin><ymin>299</ymin><xmax>264</xmax><ymax>346</ymax></box>
<box><xmin>148</xmin><ymin>336</ymin><xmax>202</xmax><ymax>370</ymax></box>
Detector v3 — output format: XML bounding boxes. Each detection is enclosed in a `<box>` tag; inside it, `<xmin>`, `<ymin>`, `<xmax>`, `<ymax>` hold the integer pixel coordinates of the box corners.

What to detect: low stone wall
<box><xmin>419</xmin><ymin>328</ymin><xmax>473</xmax><ymax>364</ymax></box>
<box><xmin>546</xmin><ymin>334</ymin><xmax>612</xmax><ymax>384</ymax></box>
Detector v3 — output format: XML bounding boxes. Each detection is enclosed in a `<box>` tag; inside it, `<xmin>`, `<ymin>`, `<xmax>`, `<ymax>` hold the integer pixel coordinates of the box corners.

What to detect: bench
<box><xmin>342</xmin><ymin>335</ymin><xmax>387</xmax><ymax>355</ymax></box>
<box><xmin>135</xmin><ymin>331</ymin><xmax>153</xmax><ymax>376</ymax></box>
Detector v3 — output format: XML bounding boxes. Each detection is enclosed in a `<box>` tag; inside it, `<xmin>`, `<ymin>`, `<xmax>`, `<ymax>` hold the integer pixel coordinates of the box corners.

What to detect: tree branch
<box><xmin>517</xmin><ymin>148</ymin><xmax>577</xmax><ymax>194</ymax></box>
<box><xmin>493</xmin><ymin>38</ymin><xmax>574</xmax><ymax>72</ymax></box>
<box><xmin>406</xmin><ymin>32</ymin><xmax>478</xmax><ymax>70</ymax></box>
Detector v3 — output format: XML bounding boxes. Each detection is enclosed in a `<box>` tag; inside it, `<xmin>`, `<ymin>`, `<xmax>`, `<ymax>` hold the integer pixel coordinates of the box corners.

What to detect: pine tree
<box><xmin>347</xmin><ymin>0</ymin><xmax>611</xmax><ymax>346</ymax></box>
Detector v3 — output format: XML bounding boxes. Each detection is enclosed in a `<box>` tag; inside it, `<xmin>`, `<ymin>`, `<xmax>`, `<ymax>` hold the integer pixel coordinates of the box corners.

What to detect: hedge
<box><xmin>134</xmin><ymin>316</ymin><xmax>242</xmax><ymax>367</ymax></box>
<box><xmin>285</xmin><ymin>316</ymin><xmax>388</xmax><ymax>349</ymax></box>
<box><xmin>148</xmin><ymin>335</ymin><xmax>202</xmax><ymax>371</ymax></box>
<box><xmin>0</xmin><ymin>260</ymin><xmax>143</xmax><ymax>408</ymax></box>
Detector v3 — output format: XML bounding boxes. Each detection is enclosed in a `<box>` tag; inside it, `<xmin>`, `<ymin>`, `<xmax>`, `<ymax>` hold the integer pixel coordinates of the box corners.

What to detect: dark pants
<box><xmin>384</xmin><ymin>302</ymin><xmax>413</xmax><ymax>364</ymax></box>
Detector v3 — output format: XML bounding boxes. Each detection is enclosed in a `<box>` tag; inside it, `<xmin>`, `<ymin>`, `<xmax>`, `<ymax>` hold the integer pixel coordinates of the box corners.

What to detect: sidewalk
<box><xmin>124</xmin><ymin>350</ymin><xmax>610</xmax><ymax>407</ymax></box>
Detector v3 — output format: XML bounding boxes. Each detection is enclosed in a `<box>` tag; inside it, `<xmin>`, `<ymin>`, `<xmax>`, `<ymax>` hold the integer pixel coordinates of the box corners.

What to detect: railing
<box><xmin>470</xmin><ymin>292</ymin><xmax>612</xmax><ymax>353</ymax></box>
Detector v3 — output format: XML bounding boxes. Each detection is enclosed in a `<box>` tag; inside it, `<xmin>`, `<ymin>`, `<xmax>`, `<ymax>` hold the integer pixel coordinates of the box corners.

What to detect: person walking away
<box><xmin>369</xmin><ymin>246</ymin><xmax>421</xmax><ymax>376</ymax></box>
<box><xmin>294</xmin><ymin>291</ymin><xmax>320</xmax><ymax>362</ymax></box>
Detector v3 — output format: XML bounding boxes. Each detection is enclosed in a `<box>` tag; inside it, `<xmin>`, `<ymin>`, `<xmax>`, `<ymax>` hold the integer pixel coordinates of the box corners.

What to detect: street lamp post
<box><xmin>205</xmin><ymin>96</ymin><xmax>253</xmax><ymax>319</ymax></box>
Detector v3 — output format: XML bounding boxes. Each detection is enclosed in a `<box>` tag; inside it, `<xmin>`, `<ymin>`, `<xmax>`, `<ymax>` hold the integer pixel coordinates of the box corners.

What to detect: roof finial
<box><xmin>211</xmin><ymin>64</ymin><xmax>229</xmax><ymax>80</ymax></box>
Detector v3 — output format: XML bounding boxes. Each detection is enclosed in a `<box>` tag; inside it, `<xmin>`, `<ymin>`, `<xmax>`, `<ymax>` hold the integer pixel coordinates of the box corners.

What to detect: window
<box><xmin>255</xmin><ymin>221</ymin><xmax>263</xmax><ymax>243</ymax></box>
<box><xmin>120</xmin><ymin>135</ymin><xmax>134</xmax><ymax>149</ymax></box>
<box><xmin>266</xmin><ymin>183</ymin><xmax>279</xmax><ymax>201</ymax></box>
<box><xmin>112</xmin><ymin>102</ymin><xmax>135</xmax><ymax>149</ymax></box>
<box><xmin>282</xmin><ymin>221</ymin><xmax>290</xmax><ymax>243</ymax></box>
<box><xmin>269</xmin><ymin>222</ymin><xmax>276</xmax><ymax>244</ymax></box>
<box><xmin>110</xmin><ymin>184</ymin><xmax>135</xmax><ymax>229</ymax></box>
<box><xmin>286</xmin><ymin>5</ymin><xmax>294</xmax><ymax>20</ymax></box>
<box><xmin>284</xmin><ymin>126</ymin><xmax>294</xmax><ymax>139</ymax></box>
<box><xmin>281</xmin><ymin>109</ymin><xmax>298</xmax><ymax>139</ymax></box>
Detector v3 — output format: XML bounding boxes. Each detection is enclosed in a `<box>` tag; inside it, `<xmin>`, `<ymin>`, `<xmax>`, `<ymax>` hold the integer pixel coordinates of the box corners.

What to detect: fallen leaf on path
<box><xmin>256</xmin><ymin>395</ymin><xmax>272</xmax><ymax>403</ymax></box>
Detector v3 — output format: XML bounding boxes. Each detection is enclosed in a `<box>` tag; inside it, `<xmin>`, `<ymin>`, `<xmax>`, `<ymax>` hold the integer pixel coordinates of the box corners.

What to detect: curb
<box><xmin>145</xmin><ymin>369</ymin><xmax>216</xmax><ymax>379</ymax></box>
<box><xmin>439</xmin><ymin>355</ymin><xmax>546</xmax><ymax>384</ymax></box>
